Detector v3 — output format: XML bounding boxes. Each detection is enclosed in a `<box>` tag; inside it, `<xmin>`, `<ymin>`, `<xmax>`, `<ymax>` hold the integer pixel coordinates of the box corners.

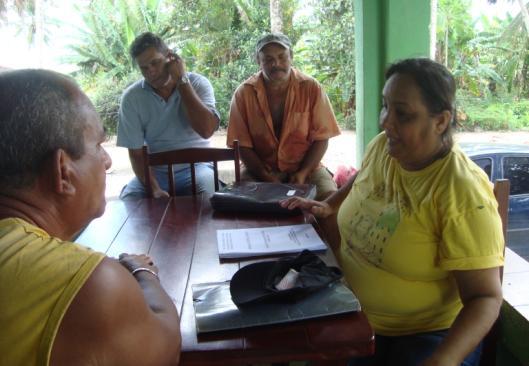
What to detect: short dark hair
<box><xmin>385</xmin><ymin>58</ymin><xmax>457</xmax><ymax>148</ymax></box>
<box><xmin>129</xmin><ymin>32</ymin><xmax>169</xmax><ymax>59</ymax></box>
<box><xmin>0</xmin><ymin>69</ymin><xmax>86</xmax><ymax>191</ymax></box>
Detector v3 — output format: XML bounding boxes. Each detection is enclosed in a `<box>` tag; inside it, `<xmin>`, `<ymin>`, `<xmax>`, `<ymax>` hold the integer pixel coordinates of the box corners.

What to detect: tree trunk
<box><xmin>516</xmin><ymin>0</ymin><xmax>529</xmax><ymax>36</ymax></box>
<box><xmin>522</xmin><ymin>40</ymin><xmax>529</xmax><ymax>97</ymax></box>
<box><xmin>444</xmin><ymin>26</ymin><xmax>448</xmax><ymax>67</ymax></box>
<box><xmin>430</xmin><ymin>0</ymin><xmax>438</xmax><ymax>59</ymax></box>
<box><xmin>270</xmin><ymin>0</ymin><xmax>283</xmax><ymax>33</ymax></box>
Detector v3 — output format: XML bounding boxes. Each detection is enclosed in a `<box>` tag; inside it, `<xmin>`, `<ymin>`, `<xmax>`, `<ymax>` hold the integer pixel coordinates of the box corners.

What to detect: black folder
<box><xmin>210</xmin><ymin>182</ymin><xmax>316</xmax><ymax>215</ymax></box>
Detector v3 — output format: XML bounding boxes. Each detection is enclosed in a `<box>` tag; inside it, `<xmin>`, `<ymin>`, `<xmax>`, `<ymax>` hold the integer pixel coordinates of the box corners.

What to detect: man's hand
<box><xmin>279</xmin><ymin>197</ymin><xmax>334</xmax><ymax>218</ymax></box>
<box><xmin>118</xmin><ymin>253</ymin><xmax>157</xmax><ymax>274</ymax></box>
<box><xmin>166</xmin><ymin>52</ymin><xmax>186</xmax><ymax>84</ymax></box>
<box><xmin>288</xmin><ymin>169</ymin><xmax>309</xmax><ymax>184</ymax></box>
<box><xmin>166</xmin><ymin>52</ymin><xmax>219</xmax><ymax>138</ymax></box>
<box><xmin>263</xmin><ymin>173</ymin><xmax>282</xmax><ymax>183</ymax></box>
<box><xmin>261</xmin><ymin>166</ymin><xmax>283</xmax><ymax>183</ymax></box>
<box><xmin>152</xmin><ymin>187</ymin><xmax>170</xmax><ymax>199</ymax></box>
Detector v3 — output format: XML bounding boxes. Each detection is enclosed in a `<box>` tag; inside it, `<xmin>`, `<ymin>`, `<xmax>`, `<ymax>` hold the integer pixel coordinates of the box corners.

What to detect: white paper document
<box><xmin>217</xmin><ymin>224</ymin><xmax>327</xmax><ymax>259</ymax></box>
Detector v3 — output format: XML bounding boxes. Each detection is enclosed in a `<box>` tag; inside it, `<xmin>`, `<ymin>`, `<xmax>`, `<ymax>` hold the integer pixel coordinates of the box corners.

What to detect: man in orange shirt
<box><xmin>227</xmin><ymin>33</ymin><xmax>340</xmax><ymax>200</ymax></box>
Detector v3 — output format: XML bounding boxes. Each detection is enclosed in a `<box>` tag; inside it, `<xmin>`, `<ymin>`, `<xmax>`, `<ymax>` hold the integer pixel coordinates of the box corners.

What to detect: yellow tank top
<box><xmin>0</xmin><ymin>218</ymin><xmax>104</xmax><ymax>366</ymax></box>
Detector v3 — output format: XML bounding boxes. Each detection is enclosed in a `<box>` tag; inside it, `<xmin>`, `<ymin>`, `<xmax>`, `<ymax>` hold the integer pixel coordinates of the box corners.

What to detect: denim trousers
<box><xmin>347</xmin><ymin>329</ymin><xmax>482</xmax><ymax>366</ymax></box>
<box><xmin>120</xmin><ymin>163</ymin><xmax>216</xmax><ymax>200</ymax></box>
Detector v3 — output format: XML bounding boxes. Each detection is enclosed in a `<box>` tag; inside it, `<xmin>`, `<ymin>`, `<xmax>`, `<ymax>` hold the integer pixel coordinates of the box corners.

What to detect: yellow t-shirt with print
<box><xmin>337</xmin><ymin>132</ymin><xmax>504</xmax><ymax>336</ymax></box>
<box><xmin>0</xmin><ymin>218</ymin><xmax>104</xmax><ymax>366</ymax></box>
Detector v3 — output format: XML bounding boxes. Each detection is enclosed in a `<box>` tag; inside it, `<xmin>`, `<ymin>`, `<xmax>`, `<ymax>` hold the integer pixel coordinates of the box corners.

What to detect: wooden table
<box><xmin>76</xmin><ymin>195</ymin><xmax>374</xmax><ymax>365</ymax></box>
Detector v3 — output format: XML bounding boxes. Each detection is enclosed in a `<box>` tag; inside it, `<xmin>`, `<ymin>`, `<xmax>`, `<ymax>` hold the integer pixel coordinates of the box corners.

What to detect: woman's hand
<box><xmin>279</xmin><ymin>197</ymin><xmax>334</xmax><ymax>218</ymax></box>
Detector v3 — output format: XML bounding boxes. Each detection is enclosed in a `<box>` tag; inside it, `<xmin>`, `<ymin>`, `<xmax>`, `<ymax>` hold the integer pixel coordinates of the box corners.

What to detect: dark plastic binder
<box><xmin>210</xmin><ymin>182</ymin><xmax>316</xmax><ymax>215</ymax></box>
<box><xmin>192</xmin><ymin>280</ymin><xmax>361</xmax><ymax>334</ymax></box>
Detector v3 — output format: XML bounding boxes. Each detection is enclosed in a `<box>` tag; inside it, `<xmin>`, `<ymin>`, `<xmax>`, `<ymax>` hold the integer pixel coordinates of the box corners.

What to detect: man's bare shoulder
<box><xmin>50</xmin><ymin>257</ymin><xmax>180</xmax><ymax>366</ymax></box>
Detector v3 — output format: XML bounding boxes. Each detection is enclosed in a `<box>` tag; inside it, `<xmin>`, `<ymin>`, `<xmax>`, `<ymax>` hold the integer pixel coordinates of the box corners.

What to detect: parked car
<box><xmin>460</xmin><ymin>142</ymin><xmax>529</xmax><ymax>261</ymax></box>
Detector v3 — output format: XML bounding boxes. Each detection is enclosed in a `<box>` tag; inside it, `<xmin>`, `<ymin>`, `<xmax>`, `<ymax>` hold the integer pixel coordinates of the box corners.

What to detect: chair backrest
<box><xmin>479</xmin><ymin>178</ymin><xmax>510</xmax><ymax>366</ymax></box>
<box><xmin>142</xmin><ymin>140</ymin><xmax>241</xmax><ymax>197</ymax></box>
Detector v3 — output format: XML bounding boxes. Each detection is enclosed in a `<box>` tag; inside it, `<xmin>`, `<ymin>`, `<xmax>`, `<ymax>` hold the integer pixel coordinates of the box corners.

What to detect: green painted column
<box><xmin>353</xmin><ymin>0</ymin><xmax>384</xmax><ymax>164</ymax></box>
<box><xmin>354</xmin><ymin>0</ymin><xmax>431</xmax><ymax>161</ymax></box>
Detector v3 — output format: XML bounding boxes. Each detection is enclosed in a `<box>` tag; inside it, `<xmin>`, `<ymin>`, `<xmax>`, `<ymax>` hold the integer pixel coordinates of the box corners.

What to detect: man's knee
<box><xmin>119</xmin><ymin>178</ymin><xmax>148</xmax><ymax>200</ymax></box>
<box><xmin>310</xmin><ymin>167</ymin><xmax>337</xmax><ymax>200</ymax></box>
<box><xmin>194</xmin><ymin>164</ymin><xmax>216</xmax><ymax>194</ymax></box>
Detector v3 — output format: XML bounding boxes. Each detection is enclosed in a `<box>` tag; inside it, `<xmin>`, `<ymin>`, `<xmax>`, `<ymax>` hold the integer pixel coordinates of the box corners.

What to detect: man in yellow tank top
<box><xmin>0</xmin><ymin>69</ymin><xmax>181</xmax><ymax>366</ymax></box>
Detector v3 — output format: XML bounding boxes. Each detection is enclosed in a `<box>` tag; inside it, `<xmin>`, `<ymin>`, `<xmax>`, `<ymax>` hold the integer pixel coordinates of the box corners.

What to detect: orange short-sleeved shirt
<box><xmin>227</xmin><ymin>68</ymin><xmax>340</xmax><ymax>173</ymax></box>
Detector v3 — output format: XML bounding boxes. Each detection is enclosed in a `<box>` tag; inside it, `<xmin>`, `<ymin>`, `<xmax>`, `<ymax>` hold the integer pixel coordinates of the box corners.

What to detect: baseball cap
<box><xmin>229</xmin><ymin>250</ymin><xmax>342</xmax><ymax>306</ymax></box>
<box><xmin>255</xmin><ymin>33</ymin><xmax>292</xmax><ymax>54</ymax></box>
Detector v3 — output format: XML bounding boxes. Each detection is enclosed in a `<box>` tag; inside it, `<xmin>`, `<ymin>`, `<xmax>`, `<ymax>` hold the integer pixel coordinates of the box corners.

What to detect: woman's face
<box><xmin>379</xmin><ymin>73</ymin><xmax>450</xmax><ymax>171</ymax></box>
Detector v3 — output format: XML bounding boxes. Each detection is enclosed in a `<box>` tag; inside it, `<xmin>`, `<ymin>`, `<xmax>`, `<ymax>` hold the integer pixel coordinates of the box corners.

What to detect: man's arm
<box><xmin>129</xmin><ymin>148</ymin><xmax>169</xmax><ymax>198</ymax></box>
<box><xmin>239</xmin><ymin>146</ymin><xmax>281</xmax><ymax>182</ymax></box>
<box><xmin>50</xmin><ymin>256</ymin><xmax>181</xmax><ymax>366</ymax></box>
<box><xmin>177</xmin><ymin>82</ymin><xmax>219</xmax><ymax>138</ymax></box>
<box><xmin>289</xmin><ymin>139</ymin><xmax>329</xmax><ymax>184</ymax></box>
<box><xmin>167</xmin><ymin>54</ymin><xmax>218</xmax><ymax>138</ymax></box>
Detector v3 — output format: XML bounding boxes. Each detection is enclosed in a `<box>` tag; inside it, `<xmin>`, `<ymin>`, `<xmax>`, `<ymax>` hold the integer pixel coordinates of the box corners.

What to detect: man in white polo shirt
<box><xmin>118</xmin><ymin>32</ymin><xmax>220</xmax><ymax>199</ymax></box>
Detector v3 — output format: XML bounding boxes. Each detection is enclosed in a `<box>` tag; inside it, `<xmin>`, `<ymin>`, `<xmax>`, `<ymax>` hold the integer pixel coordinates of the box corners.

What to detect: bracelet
<box><xmin>131</xmin><ymin>267</ymin><xmax>159</xmax><ymax>280</ymax></box>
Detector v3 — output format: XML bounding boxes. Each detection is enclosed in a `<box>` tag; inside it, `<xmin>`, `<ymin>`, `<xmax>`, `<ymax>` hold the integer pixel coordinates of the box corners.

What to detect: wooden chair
<box><xmin>142</xmin><ymin>140</ymin><xmax>240</xmax><ymax>197</ymax></box>
<box><xmin>479</xmin><ymin>178</ymin><xmax>510</xmax><ymax>366</ymax></box>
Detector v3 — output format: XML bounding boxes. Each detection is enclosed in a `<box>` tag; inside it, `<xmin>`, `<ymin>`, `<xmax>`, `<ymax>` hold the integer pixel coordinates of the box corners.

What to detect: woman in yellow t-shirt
<box><xmin>281</xmin><ymin>58</ymin><xmax>504</xmax><ymax>366</ymax></box>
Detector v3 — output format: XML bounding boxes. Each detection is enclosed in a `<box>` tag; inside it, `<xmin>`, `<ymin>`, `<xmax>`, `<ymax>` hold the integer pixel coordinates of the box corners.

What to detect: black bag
<box><xmin>210</xmin><ymin>182</ymin><xmax>316</xmax><ymax>215</ymax></box>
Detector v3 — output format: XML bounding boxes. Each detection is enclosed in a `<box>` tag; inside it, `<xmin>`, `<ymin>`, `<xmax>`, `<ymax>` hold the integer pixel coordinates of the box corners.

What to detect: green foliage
<box><xmin>165</xmin><ymin>0</ymin><xmax>306</xmax><ymax>126</ymax></box>
<box><xmin>4</xmin><ymin>0</ymin><xmax>529</xmax><ymax>133</ymax></box>
<box><xmin>80</xmin><ymin>72</ymin><xmax>137</xmax><ymax>135</ymax></box>
<box><xmin>499</xmin><ymin>17</ymin><xmax>529</xmax><ymax>97</ymax></box>
<box><xmin>437</xmin><ymin>0</ymin><xmax>475</xmax><ymax>65</ymax></box>
<box><xmin>458</xmin><ymin>92</ymin><xmax>529</xmax><ymax>131</ymax></box>
<box><xmin>436</xmin><ymin>0</ymin><xmax>529</xmax><ymax>131</ymax></box>
<box><xmin>65</xmin><ymin>0</ymin><xmax>176</xmax><ymax>132</ymax></box>
<box><xmin>162</xmin><ymin>0</ymin><xmax>272</xmax><ymax>125</ymax></box>
<box><xmin>296</xmin><ymin>0</ymin><xmax>355</xmax><ymax>129</ymax></box>
<box><xmin>67</xmin><ymin>0</ymin><xmax>355</xmax><ymax>132</ymax></box>
<box><xmin>67</xmin><ymin>0</ymin><xmax>173</xmax><ymax>80</ymax></box>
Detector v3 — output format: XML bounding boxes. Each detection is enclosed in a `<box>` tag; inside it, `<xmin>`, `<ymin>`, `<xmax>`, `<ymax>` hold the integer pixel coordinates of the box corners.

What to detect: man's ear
<box><xmin>51</xmin><ymin>149</ymin><xmax>76</xmax><ymax>196</ymax></box>
<box><xmin>435</xmin><ymin>110</ymin><xmax>452</xmax><ymax>135</ymax></box>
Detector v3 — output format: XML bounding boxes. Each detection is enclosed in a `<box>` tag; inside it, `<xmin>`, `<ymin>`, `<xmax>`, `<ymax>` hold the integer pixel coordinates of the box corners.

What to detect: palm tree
<box><xmin>486</xmin><ymin>0</ymin><xmax>529</xmax><ymax>95</ymax></box>
<box><xmin>67</xmin><ymin>0</ymin><xmax>174</xmax><ymax>80</ymax></box>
